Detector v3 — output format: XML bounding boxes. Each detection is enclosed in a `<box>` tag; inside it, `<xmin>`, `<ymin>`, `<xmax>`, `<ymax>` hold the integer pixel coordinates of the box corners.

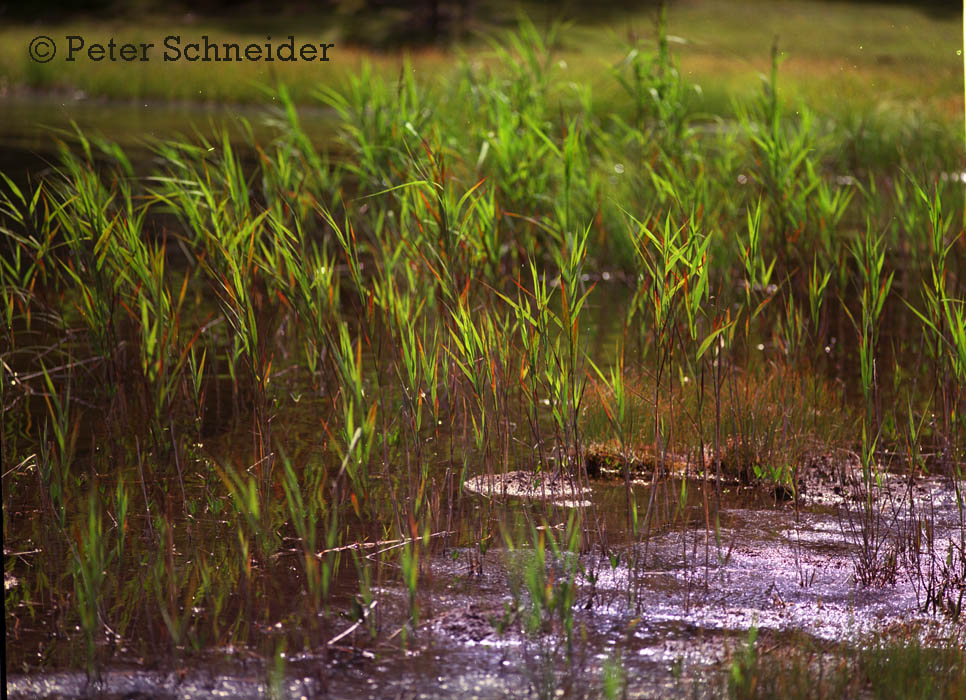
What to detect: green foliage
<box><xmin>0</xmin><ymin>12</ymin><xmax>964</xmax><ymax>684</ymax></box>
<box><xmin>726</xmin><ymin>632</ymin><xmax>966</xmax><ymax>700</ymax></box>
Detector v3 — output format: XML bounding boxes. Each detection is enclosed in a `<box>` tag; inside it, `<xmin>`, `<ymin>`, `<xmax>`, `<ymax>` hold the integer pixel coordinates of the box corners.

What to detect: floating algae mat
<box><xmin>463</xmin><ymin>469</ymin><xmax>593</xmax><ymax>508</ymax></box>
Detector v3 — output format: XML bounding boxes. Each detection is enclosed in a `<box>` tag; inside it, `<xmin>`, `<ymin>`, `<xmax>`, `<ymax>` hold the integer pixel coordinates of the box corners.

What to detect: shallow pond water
<box><xmin>7</xmin><ymin>471</ymin><xmax>964</xmax><ymax>699</ymax></box>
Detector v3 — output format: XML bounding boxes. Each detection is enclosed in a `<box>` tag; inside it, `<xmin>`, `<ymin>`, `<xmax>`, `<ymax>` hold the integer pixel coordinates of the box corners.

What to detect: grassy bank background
<box><xmin>0</xmin><ymin>0</ymin><xmax>962</xmax><ymax>119</ymax></box>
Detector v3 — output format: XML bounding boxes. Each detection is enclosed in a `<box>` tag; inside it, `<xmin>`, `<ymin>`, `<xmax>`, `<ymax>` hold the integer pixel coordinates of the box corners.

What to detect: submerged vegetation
<box><xmin>2</xmin><ymin>7</ymin><xmax>966</xmax><ymax>698</ymax></box>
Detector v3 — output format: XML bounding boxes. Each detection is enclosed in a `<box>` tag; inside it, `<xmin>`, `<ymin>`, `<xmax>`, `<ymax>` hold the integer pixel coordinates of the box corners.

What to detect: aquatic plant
<box><xmin>0</xmin><ymin>10</ymin><xmax>963</xmax><ymax>694</ymax></box>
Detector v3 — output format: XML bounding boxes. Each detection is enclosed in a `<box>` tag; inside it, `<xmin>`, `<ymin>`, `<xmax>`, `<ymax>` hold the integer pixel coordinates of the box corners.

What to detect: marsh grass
<box><xmin>1</xmin><ymin>8</ymin><xmax>965</xmax><ymax>691</ymax></box>
<box><xmin>727</xmin><ymin>628</ymin><xmax>966</xmax><ymax>700</ymax></box>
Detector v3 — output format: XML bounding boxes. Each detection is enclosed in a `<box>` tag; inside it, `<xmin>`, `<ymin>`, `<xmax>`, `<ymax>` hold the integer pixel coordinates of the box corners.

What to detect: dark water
<box><xmin>0</xmin><ymin>92</ymin><xmax>333</xmax><ymax>182</ymax></box>
<box><xmin>7</xmin><ymin>472</ymin><xmax>965</xmax><ymax>698</ymax></box>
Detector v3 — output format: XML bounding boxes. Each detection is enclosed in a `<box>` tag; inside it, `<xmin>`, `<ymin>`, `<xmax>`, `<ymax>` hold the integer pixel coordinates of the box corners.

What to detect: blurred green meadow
<box><xmin>1</xmin><ymin>0</ymin><xmax>961</xmax><ymax>112</ymax></box>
